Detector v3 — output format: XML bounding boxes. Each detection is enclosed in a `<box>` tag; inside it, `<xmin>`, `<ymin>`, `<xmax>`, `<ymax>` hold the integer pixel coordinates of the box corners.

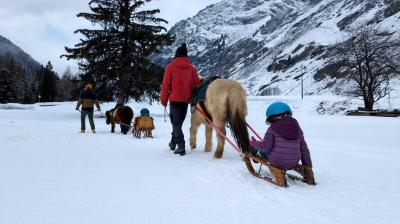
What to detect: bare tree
<box><xmin>330</xmin><ymin>27</ymin><xmax>400</xmax><ymax>110</ymax></box>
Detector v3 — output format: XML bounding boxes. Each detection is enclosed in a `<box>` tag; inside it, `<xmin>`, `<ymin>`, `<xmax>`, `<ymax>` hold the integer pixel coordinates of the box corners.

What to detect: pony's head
<box><xmin>105</xmin><ymin>110</ymin><xmax>112</xmax><ymax>125</ymax></box>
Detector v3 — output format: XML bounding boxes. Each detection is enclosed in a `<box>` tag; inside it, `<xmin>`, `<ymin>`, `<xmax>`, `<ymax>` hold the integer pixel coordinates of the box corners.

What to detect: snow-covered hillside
<box><xmin>1</xmin><ymin>97</ymin><xmax>400</xmax><ymax>224</ymax></box>
<box><xmin>0</xmin><ymin>35</ymin><xmax>41</xmax><ymax>74</ymax></box>
<box><xmin>153</xmin><ymin>0</ymin><xmax>400</xmax><ymax>95</ymax></box>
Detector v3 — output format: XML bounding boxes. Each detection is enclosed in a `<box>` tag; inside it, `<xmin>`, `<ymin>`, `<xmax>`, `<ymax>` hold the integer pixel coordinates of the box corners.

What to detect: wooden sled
<box><xmin>132</xmin><ymin>116</ymin><xmax>155</xmax><ymax>138</ymax></box>
<box><xmin>195</xmin><ymin>105</ymin><xmax>315</xmax><ymax>187</ymax></box>
<box><xmin>243</xmin><ymin>154</ymin><xmax>316</xmax><ymax>187</ymax></box>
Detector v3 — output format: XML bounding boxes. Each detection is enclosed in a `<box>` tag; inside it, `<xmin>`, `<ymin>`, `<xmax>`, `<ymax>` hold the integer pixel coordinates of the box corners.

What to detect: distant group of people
<box><xmin>75</xmin><ymin>43</ymin><xmax>312</xmax><ymax>170</ymax></box>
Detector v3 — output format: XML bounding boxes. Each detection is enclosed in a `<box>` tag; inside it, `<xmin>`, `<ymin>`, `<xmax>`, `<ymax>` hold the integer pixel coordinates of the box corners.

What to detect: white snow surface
<box><xmin>1</xmin><ymin>97</ymin><xmax>400</xmax><ymax>224</ymax></box>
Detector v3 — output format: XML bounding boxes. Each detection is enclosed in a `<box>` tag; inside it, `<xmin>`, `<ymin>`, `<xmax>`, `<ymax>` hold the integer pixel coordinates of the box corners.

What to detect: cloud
<box><xmin>0</xmin><ymin>0</ymin><xmax>220</xmax><ymax>74</ymax></box>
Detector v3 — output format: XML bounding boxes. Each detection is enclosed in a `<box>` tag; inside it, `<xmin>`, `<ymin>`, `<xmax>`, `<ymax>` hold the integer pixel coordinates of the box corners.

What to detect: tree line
<box><xmin>0</xmin><ymin>53</ymin><xmax>82</xmax><ymax>104</ymax></box>
<box><xmin>1</xmin><ymin>0</ymin><xmax>173</xmax><ymax>104</ymax></box>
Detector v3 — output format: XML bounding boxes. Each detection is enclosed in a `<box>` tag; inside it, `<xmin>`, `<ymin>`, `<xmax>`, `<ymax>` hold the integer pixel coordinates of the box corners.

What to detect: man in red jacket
<box><xmin>161</xmin><ymin>43</ymin><xmax>201</xmax><ymax>156</ymax></box>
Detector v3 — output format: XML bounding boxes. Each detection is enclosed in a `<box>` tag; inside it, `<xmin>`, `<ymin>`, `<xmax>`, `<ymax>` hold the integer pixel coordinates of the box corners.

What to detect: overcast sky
<box><xmin>0</xmin><ymin>0</ymin><xmax>220</xmax><ymax>74</ymax></box>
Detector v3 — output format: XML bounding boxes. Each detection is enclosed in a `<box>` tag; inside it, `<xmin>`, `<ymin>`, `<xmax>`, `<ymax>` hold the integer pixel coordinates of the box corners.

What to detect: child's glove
<box><xmin>248</xmin><ymin>146</ymin><xmax>258</xmax><ymax>155</ymax></box>
<box><xmin>250</xmin><ymin>136</ymin><xmax>257</xmax><ymax>148</ymax></box>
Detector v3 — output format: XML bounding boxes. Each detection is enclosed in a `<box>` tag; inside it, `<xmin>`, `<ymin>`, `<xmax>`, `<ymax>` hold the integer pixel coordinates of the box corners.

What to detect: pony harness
<box><xmin>190</xmin><ymin>76</ymin><xmax>221</xmax><ymax>119</ymax></box>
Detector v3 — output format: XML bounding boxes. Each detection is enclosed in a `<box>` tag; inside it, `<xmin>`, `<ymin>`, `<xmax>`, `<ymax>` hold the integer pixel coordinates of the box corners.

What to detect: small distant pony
<box><xmin>105</xmin><ymin>103</ymin><xmax>134</xmax><ymax>135</ymax></box>
<box><xmin>190</xmin><ymin>79</ymin><xmax>250</xmax><ymax>159</ymax></box>
<box><xmin>133</xmin><ymin>108</ymin><xmax>155</xmax><ymax>138</ymax></box>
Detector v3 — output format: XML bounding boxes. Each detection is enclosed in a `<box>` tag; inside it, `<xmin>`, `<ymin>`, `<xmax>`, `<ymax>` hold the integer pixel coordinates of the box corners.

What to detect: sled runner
<box><xmin>243</xmin><ymin>154</ymin><xmax>316</xmax><ymax>187</ymax></box>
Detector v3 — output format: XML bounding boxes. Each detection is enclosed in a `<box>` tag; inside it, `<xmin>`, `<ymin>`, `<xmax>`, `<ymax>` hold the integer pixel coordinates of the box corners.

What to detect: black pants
<box><xmin>169</xmin><ymin>102</ymin><xmax>188</xmax><ymax>150</ymax></box>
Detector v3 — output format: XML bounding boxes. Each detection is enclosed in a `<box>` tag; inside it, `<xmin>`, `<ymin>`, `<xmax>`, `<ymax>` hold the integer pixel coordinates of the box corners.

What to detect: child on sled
<box><xmin>132</xmin><ymin>108</ymin><xmax>155</xmax><ymax>138</ymax></box>
<box><xmin>249</xmin><ymin>102</ymin><xmax>313</xmax><ymax>170</ymax></box>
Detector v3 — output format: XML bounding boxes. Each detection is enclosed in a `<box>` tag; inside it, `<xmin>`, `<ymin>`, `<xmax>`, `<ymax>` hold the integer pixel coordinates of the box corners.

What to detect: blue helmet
<box><xmin>266</xmin><ymin>102</ymin><xmax>292</xmax><ymax>119</ymax></box>
<box><xmin>140</xmin><ymin>108</ymin><xmax>150</xmax><ymax>117</ymax></box>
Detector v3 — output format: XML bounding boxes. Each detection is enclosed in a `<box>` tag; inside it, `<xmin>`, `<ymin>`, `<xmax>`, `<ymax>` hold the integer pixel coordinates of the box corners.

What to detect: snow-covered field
<box><xmin>1</xmin><ymin>97</ymin><xmax>400</xmax><ymax>224</ymax></box>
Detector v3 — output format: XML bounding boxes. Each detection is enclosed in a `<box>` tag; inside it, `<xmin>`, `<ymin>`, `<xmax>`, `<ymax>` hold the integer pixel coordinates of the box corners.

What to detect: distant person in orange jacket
<box><xmin>76</xmin><ymin>83</ymin><xmax>101</xmax><ymax>133</ymax></box>
<box><xmin>160</xmin><ymin>43</ymin><xmax>201</xmax><ymax>156</ymax></box>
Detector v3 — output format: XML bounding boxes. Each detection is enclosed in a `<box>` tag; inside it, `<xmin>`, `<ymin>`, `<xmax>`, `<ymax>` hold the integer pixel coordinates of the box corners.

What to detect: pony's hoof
<box><xmin>213</xmin><ymin>152</ymin><xmax>223</xmax><ymax>159</ymax></box>
<box><xmin>204</xmin><ymin>148</ymin><xmax>212</xmax><ymax>153</ymax></box>
<box><xmin>190</xmin><ymin>144</ymin><xmax>196</xmax><ymax>150</ymax></box>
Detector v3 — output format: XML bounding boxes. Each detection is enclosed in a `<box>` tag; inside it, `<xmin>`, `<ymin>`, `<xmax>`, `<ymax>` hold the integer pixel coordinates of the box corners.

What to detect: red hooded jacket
<box><xmin>161</xmin><ymin>57</ymin><xmax>201</xmax><ymax>106</ymax></box>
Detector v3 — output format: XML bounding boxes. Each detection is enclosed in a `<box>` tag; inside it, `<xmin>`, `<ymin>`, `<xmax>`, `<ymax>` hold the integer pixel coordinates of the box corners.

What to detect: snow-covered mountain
<box><xmin>153</xmin><ymin>0</ymin><xmax>400</xmax><ymax>96</ymax></box>
<box><xmin>0</xmin><ymin>35</ymin><xmax>41</xmax><ymax>74</ymax></box>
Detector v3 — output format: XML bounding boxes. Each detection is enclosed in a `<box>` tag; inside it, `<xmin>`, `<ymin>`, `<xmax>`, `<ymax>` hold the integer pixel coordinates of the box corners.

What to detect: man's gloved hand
<box><xmin>76</xmin><ymin>107</ymin><xmax>79</xmax><ymax>111</ymax></box>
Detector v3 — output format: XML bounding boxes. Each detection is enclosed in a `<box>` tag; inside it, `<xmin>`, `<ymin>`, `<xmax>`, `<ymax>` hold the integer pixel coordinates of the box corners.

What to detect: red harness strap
<box><xmin>246</xmin><ymin>123</ymin><xmax>263</xmax><ymax>141</ymax></box>
<box><xmin>195</xmin><ymin>105</ymin><xmax>243</xmax><ymax>155</ymax></box>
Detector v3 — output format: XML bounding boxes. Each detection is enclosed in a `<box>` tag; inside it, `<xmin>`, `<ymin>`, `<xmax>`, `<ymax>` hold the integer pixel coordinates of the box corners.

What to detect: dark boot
<box><xmin>169</xmin><ymin>142</ymin><xmax>176</xmax><ymax>151</ymax></box>
<box><xmin>174</xmin><ymin>148</ymin><xmax>186</xmax><ymax>156</ymax></box>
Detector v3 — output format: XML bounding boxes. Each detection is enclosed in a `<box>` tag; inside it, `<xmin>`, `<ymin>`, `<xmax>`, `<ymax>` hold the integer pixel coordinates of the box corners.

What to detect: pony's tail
<box><xmin>227</xmin><ymin>87</ymin><xmax>250</xmax><ymax>153</ymax></box>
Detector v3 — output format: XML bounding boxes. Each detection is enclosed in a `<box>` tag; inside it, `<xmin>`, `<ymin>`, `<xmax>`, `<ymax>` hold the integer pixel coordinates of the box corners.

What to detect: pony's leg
<box><xmin>111</xmin><ymin>122</ymin><xmax>115</xmax><ymax>133</ymax></box>
<box><xmin>123</xmin><ymin>125</ymin><xmax>128</xmax><ymax>135</ymax></box>
<box><xmin>189</xmin><ymin>114</ymin><xmax>201</xmax><ymax>150</ymax></box>
<box><xmin>120</xmin><ymin>124</ymin><xmax>124</xmax><ymax>133</ymax></box>
<box><xmin>214</xmin><ymin>119</ymin><xmax>226</xmax><ymax>159</ymax></box>
<box><xmin>205</xmin><ymin>125</ymin><xmax>212</xmax><ymax>152</ymax></box>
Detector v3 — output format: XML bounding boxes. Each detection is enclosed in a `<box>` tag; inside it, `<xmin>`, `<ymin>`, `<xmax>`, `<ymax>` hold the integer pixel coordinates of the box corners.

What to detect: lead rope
<box><xmin>195</xmin><ymin>105</ymin><xmax>243</xmax><ymax>156</ymax></box>
<box><xmin>99</xmin><ymin>110</ymin><xmax>106</xmax><ymax>118</ymax></box>
<box><xmin>164</xmin><ymin>107</ymin><xmax>169</xmax><ymax>123</ymax></box>
<box><xmin>246</xmin><ymin>123</ymin><xmax>263</xmax><ymax>141</ymax></box>
<box><xmin>246</xmin><ymin>122</ymin><xmax>264</xmax><ymax>173</ymax></box>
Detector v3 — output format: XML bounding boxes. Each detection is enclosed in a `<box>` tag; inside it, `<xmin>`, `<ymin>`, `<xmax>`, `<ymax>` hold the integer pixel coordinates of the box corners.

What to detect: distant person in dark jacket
<box><xmin>249</xmin><ymin>102</ymin><xmax>312</xmax><ymax>169</ymax></box>
<box><xmin>76</xmin><ymin>84</ymin><xmax>101</xmax><ymax>133</ymax></box>
<box><xmin>160</xmin><ymin>43</ymin><xmax>201</xmax><ymax>156</ymax></box>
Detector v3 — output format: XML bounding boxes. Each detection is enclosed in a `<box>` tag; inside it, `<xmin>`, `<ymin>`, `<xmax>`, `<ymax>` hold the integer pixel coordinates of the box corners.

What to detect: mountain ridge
<box><xmin>153</xmin><ymin>0</ymin><xmax>400</xmax><ymax>96</ymax></box>
<box><xmin>0</xmin><ymin>34</ymin><xmax>41</xmax><ymax>74</ymax></box>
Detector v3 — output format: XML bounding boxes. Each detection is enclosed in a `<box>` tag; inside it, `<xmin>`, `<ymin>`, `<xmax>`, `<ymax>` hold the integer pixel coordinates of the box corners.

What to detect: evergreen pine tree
<box><xmin>58</xmin><ymin>66</ymin><xmax>81</xmax><ymax>101</ymax></box>
<box><xmin>62</xmin><ymin>0</ymin><xmax>173</xmax><ymax>103</ymax></box>
<box><xmin>39</xmin><ymin>61</ymin><xmax>59</xmax><ymax>102</ymax></box>
<box><xmin>0</xmin><ymin>54</ymin><xmax>28</xmax><ymax>103</ymax></box>
<box><xmin>0</xmin><ymin>70</ymin><xmax>16</xmax><ymax>103</ymax></box>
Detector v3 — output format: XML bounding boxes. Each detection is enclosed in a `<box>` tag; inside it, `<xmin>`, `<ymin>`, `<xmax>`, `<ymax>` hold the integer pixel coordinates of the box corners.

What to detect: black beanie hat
<box><xmin>174</xmin><ymin>43</ymin><xmax>188</xmax><ymax>58</ymax></box>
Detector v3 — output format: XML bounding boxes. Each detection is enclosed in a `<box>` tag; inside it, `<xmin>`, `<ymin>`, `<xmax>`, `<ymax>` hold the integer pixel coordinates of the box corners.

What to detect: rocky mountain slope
<box><xmin>153</xmin><ymin>0</ymin><xmax>400</xmax><ymax>96</ymax></box>
<box><xmin>0</xmin><ymin>35</ymin><xmax>41</xmax><ymax>74</ymax></box>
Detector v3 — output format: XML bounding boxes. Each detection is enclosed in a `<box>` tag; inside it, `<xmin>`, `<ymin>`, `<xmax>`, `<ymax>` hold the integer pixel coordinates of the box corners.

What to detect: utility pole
<box><xmin>301</xmin><ymin>66</ymin><xmax>305</xmax><ymax>99</ymax></box>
